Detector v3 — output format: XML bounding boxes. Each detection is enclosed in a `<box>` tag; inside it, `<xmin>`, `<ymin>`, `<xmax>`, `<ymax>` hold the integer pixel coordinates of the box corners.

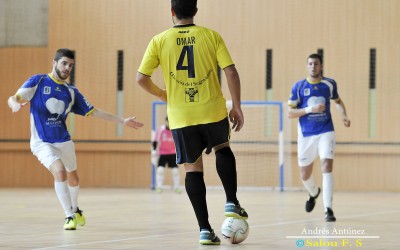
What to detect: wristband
<box><xmin>305</xmin><ymin>106</ymin><xmax>313</xmax><ymax>114</ymax></box>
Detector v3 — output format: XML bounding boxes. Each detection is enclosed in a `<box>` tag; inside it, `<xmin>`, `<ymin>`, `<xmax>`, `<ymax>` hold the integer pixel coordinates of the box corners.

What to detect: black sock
<box><xmin>216</xmin><ymin>147</ymin><xmax>239</xmax><ymax>205</ymax></box>
<box><xmin>185</xmin><ymin>172</ymin><xmax>211</xmax><ymax>231</ymax></box>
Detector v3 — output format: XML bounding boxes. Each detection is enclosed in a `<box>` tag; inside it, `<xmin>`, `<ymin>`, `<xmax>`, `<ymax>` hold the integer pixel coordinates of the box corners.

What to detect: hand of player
<box><xmin>229</xmin><ymin>107</ymin><xmax>244</xmax><ymax>132</ymax></box>
<box><xmin>313</xmin><ymin>104</ymin><xmax>326</xmax><ymax>113</ymax></box>
<box><xmin>343</xmin><ymin>117</ymin><xmax>351</xmax><ymax>127</ymax></box>
<box><xmin>7</xmin><ymin>96</ymin><xmax>26</xmax><ymax>113</ymax></box>
<box><xmin>124</xmin><ymin>116</ymin><xmax>144</xmax><ymax>129</ymax></box>
<box><xmin>159</xmin><ymin>89</ymin><xmax>167</xmax><ymax>102</ymax></box>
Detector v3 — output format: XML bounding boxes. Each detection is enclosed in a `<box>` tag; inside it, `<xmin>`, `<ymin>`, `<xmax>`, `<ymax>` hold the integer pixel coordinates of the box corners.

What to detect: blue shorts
<box><xmin>171</xmin><ymin>117</ymin><xmax>231</xmax><ymax>164</ymax></box>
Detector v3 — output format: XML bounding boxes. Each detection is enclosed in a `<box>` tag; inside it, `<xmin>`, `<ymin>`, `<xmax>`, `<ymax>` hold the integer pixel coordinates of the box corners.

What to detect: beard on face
<box><xmin>55</xmin><ymin>67</ymin><xmax>69</xmax><ymax>80</ymax></box>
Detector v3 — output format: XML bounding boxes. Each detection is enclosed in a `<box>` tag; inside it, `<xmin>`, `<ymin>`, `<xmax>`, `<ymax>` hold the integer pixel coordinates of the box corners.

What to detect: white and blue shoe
<box><xmin>224</xmin><ymin>203</ymin><xmax>248</xmax><ymax>219</ymax></box>
<box><xmin>199</xmin><ymin>229</ymin><xmax>221</xmax><ymax>245</ymax></box>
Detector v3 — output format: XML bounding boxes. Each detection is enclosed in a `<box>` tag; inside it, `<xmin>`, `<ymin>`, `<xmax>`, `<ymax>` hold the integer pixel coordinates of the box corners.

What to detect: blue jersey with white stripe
<box><xmin>288</xmin><ymin>77</ymin><xmax>339</xmax><ymax>137</ymax></box>
<box><xmin>16</xmin><ymin>74</ymin><xmax>94</xmax><ymax>144</ymax></box>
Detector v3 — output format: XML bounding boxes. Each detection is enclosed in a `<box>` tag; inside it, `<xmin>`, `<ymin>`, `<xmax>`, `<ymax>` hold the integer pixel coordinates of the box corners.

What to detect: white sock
<box><xmin>323</xmin><ymin>172</ymin><xmax>334</xmax><ymax>209</ymax></box>
<box><xmin>54</xmin><ymin>181</ymin><xmax>74</xmax><ymax>217</ymax></box>
<box><xmin>172</xmin><ymin>168</ymin><xmax>180</xmax><ymax>190</ymax></box>
<box><xmin>156</xmin><ymin>167</ymin><xmax>165</xmax><ymax>189</ymax></box>
<box><xmin>68</xmin><ymin>185</ymin><xmax>79</xmax><ymax>212</ymax></box>
<box><xmin>302</xmin><ymin>175</ymin><xmax>319</xmax><ymax>197</ymax></box>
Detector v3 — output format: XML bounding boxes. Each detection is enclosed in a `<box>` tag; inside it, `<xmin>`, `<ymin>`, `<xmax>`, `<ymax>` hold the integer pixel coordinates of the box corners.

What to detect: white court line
<box><xmin>32</xmin><ymin>209</ymin><xmax>400</xmax><ymax>250</ymax></box>
<box><xmin>249</xmin><ymin>209</ymin><xmax>400</xmax><ymax>229</ymax></box>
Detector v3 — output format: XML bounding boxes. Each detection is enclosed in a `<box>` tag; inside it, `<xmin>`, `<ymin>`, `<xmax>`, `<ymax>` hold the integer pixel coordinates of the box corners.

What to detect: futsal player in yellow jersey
<box><xmin>137</xmin><ymin>0</ymin><xmax>248</xmax><ymax>245</ymax></box>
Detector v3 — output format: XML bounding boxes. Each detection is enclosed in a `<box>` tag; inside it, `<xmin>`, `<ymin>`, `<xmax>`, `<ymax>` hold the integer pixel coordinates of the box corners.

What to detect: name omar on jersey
<box><xmin>176</xmin><ymin>36</ymin><xmax>196</xmax><ymax>46</ymax></box>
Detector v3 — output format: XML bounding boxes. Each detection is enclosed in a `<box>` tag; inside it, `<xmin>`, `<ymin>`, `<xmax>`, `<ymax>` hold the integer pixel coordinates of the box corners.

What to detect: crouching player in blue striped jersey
<box><xmin>288</xmin><ymin>53</ymin><xmax>351</xmax><ymax>222</ymax></box>
<box><xmin>7</xmin><ymin>48</ymin><xmax>144</xmax><ymax>230</ymax></box>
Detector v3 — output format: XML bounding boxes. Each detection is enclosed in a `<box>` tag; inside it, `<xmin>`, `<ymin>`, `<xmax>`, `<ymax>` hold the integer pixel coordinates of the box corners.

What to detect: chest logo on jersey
<box><xmin>185</xmin><ymin>87</ymin><xmax>199</xmax><ymax>103</ymax></box>
<box><xmin>44</xmin><ymin>86</ymin><xmax>51</xmax><ymax>95</ymax></box>
<box><xmin>304</xmin><ymin>88</ymin><xmax>311</xmax><ymax>96</ymax></box>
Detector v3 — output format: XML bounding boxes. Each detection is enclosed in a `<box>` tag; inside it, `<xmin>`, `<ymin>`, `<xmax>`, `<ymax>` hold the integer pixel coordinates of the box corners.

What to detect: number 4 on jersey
<box><xmin>176</xmin><ymin>45</ymin><xmax>195</xmax><ymax>78</ymax></box>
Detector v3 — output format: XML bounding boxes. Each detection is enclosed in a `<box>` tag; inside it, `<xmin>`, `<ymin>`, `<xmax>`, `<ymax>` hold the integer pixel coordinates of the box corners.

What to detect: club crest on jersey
<box><xmin>185</xmin><ymin>87</ymin><xmax>199</xmax><ymax>103</ymax></box>
<box><xmin>304</xmin><ymin>88</ymin><xmax>311</xmax><ymax>96</ymax></box>
<box><xmin>44</xmin><ymin>86</ymin><xmax>51</xmax><ymax>95</ymax></box>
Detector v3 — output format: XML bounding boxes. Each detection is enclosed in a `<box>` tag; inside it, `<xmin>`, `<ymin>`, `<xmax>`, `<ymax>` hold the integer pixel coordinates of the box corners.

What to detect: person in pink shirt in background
<box><xmin>152</xmin><ymin>116</ymin><xmax>181</xmax><ymax>193</ymax></box>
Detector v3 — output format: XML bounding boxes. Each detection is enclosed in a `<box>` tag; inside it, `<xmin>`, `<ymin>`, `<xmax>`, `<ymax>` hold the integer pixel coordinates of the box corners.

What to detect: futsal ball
<box><xmin>221</xmin><ymin>217</ymin><xmax>249</xmax><ymax>244</ymax></box>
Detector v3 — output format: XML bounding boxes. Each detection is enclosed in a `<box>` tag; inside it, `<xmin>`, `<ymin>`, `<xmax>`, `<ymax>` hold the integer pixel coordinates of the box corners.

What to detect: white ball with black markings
<box><xmin>221</xmin><ymin>217</ymin><xmax>249</xmax><ymax>244</ymax></box>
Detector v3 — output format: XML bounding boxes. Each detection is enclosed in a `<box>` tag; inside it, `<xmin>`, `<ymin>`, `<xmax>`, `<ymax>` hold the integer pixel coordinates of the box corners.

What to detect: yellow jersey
<box><xmin>138</xmin><ymin>24</ymin><xmax>234</xmax><ymax>129</ymax></box>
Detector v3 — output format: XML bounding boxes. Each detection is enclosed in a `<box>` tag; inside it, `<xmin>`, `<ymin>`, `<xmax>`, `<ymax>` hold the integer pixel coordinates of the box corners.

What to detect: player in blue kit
<box><xmin>7</xmin><ymin>48</ymin><xmax>144</xmax><ymax>230</ymax></box>
<box><xmin>288</xmin><ymin>54</ymin><xmax>350</xmax><ymax>222</ymax></box>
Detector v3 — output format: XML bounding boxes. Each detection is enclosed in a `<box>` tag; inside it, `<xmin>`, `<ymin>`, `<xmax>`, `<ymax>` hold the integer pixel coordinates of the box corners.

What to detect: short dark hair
<box><xmin>308</xmin><ymin>53</ymin><xmax>323</xmax><ymax>64</ymax></box>
<box><xmin>54</xmin><ymin>48</ymin><xmax>75</xmax><ymax>61</ymax></box>
<box><xmin>171</xmin><ymin>0</ymin><xmax>197</xmax><ymax>19</ymax></box>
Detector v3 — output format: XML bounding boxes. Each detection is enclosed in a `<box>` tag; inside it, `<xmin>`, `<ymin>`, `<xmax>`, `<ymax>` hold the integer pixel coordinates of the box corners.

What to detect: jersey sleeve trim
<box><xmin>137</xmin><ymin>71</ymin><xmax>152</xmax><ymax>77</ymax></box>
<box><xmin>221</xmin><ymin>64</ymin><xmax>235</xmax><ymax>70</ymax></box>
<box><xmin>15</xmin><ymin>93</ymin><xmax>25</xmax><ymax>102</ymax></box>
<box><xmin>85</xmin><ymin>108</ymin><xmax>95</xmax><ymax>116</ymax></box>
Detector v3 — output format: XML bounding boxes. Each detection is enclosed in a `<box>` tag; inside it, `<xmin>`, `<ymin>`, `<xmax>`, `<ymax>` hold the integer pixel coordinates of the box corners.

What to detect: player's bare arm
<box><xmin>136</xmin><ymin>72</ymin><xmax>167</xmax><ymax>102</ymax></box>
<box><xmin>334</xmin><ymin>98</ymin><xmax>351</xmax><ymax>127</ymax></box>
<box><xmin>90</xmin><ymin>108</ymin><xmax>144</xmax><ymax>129</ymax></box>
<box><xmin>224</xmin><ymin>65</ymin><xmax>244</xmax><ymax>132</ymax></box>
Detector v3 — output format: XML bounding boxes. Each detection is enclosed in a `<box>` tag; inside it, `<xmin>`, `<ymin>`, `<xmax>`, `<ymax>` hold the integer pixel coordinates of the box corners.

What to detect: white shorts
<box><xmin>297</xmin><ymin>130</ymin><xmax>335</xmax><ymax>167</ymax></box>
<box><xmin>31</xmin><ymin>140</ymin><xmax>77</xmax><ymax>172</ymax></box>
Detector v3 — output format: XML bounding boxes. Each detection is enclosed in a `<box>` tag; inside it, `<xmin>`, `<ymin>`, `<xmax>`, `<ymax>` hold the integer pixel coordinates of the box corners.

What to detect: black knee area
<box><xmin>185</xmin><ymin>172</ymin><xmax>206</xmax><ymax>195</ymax></box>
<box><xmin>216</xmin><ymin>147</ymin><xmax>236</xmax><ymax>173</ymax></box>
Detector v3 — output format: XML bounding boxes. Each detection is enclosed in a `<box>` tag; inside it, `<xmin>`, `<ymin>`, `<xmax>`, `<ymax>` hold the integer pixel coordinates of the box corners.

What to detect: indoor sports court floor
<box><xmin>1</xmin><ymin>188</ymin><xmax>399</xmax><ymax>249</ymax></box>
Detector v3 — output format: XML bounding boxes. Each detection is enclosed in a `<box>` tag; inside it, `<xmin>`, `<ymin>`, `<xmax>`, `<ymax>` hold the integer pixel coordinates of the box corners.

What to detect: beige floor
<box><xmin>0</xmin><ymin>188</ymin><xmax>398</xmax><ymax>250</ymax></box>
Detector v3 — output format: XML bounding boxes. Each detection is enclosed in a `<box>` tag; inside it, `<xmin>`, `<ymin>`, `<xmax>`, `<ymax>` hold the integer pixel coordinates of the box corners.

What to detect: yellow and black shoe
<box><xmin>64</xmin><ymin>216</ymin><xmax>77</xmax><ymax>230</ymax></box>
<box><xmin>74</xmin><ymin>207</ymin><xmax>86</xmax><ymax>226</ymax></box>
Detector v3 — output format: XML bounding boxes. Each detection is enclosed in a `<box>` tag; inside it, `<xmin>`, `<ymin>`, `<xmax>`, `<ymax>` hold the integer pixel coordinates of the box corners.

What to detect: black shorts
<box><xmin>171</xmin><ymin>117</ymin><xmax>231</xmax><ymax>164</ymax></box>
<box><xmin>158</xmin><ymin>154</ymin><xmax>178</xmax><ymax>168</ymax></box>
